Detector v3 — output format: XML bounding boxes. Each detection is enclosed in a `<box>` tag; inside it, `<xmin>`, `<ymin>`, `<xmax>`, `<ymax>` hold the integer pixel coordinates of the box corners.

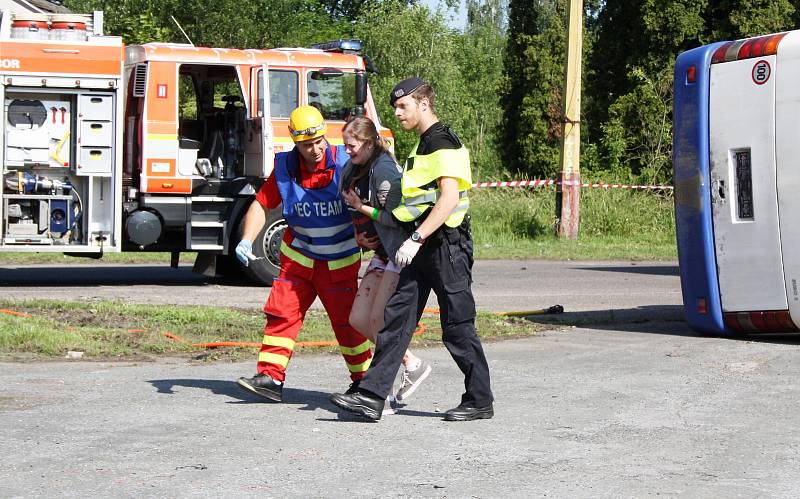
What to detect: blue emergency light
<box><xmin>310</xmin><ymin>40</ymin><xmax>362</xmax><ymax>54</ymax></box>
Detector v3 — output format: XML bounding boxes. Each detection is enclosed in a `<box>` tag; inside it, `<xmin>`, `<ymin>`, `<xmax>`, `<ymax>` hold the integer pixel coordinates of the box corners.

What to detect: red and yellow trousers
<box><xmin>257</xmin><ymin>248</ymin><xmax>372</xmax><ymax>382</ymax></box>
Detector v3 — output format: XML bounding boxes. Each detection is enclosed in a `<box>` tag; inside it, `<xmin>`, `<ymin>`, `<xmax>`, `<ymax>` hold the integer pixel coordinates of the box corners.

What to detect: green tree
<box><xmin>499</xmin><ymin>0</ymin><xmax>566</xmax><ymax>179</ymax></box>
<box><xmin>451</xmin><ymin>0</ymin><xmax>506</xmax><ymax>180</ymax></box>
<box><xmin>354</xmin><ymin>1</ymin><xmax>462</xmax><ymax>160</ymax></box>
<box><xmin>356</xmin><ymin>0</ymin><xmax>507</xmax><ymax>178</ymax></box>
<box><xmin>498</xmin><ymin>0</ymin><xmax>601</xmax><ymax>179</ymax></box>
<box><xmin>586</xmin><ymin>0</ymin><xmax>795</xmax><ymax>185</ymax></box>
<box><xmin>65</xmin><ymin>0</ymin><xmax>348</xmax><ymax>47</ymax></box>
<box><xmin>708</xmin><ymin>0</ymin><xmax>794</xmax><ymax>40</ymax></box>
<box><xmin>584</xmin><ymin>1</ymin><xmax>706</xmax><ymax>183</ymax></box>
<box><xmin>599</xmin><ymin>68</ymin><xmax>673</xmax><ymax>184</ymax></box>
<box><xmin>65</xmin><ymin>0</ymin><xmax>172</xmax><ymax>43</ymax></box>
<box><xmin>320</xmin><ymin>0</ymin><xmax>415</xmax><ymax>21</ymax></box>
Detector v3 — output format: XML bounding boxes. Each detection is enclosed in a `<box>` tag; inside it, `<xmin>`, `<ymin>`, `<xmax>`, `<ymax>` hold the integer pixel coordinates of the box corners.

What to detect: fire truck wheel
<box><xmin>242</xmin><ymin>206</ymin><xmax>286</xmax><ymax>285</ymax></box>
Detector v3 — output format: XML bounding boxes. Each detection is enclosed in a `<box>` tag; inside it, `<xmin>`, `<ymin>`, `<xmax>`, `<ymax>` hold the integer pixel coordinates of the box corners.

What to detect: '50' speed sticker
<box><xmin>752</xmin><ymin>60</ymin><xmax>771</xmax><ymax>85</ymax></box>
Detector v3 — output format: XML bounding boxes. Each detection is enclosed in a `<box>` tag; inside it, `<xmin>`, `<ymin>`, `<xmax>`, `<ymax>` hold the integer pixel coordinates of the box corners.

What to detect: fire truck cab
<box><xmin>0</xmin><ymin>10</ymin><xmax>390</xmax><ymax>284</ymax></box>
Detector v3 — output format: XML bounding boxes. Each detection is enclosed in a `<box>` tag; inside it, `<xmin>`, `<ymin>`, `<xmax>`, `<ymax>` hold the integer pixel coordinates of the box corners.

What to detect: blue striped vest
<box><xmin>273</xmin><ymin>144</ymin><xmax>359</xmax><ymax>261</ymax></box>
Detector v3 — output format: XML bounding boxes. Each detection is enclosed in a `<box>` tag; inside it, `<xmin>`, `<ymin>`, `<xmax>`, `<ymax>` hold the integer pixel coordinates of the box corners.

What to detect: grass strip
<box><xmin>471</xmin><ymin>187</ymin><xmax>676</xmax><ymax>260</ymax></box>
<box><xmin>0</xmin><ymin>299</ymin><xmax>549</xmax><ymax>361</ymax></box>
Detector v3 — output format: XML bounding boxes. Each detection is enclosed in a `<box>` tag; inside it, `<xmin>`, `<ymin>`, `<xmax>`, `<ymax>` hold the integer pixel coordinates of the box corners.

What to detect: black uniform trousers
<box><xmin>359</xmin><ymin>220</ymin><xmax>494</xmax><ymax>407</ymax></box>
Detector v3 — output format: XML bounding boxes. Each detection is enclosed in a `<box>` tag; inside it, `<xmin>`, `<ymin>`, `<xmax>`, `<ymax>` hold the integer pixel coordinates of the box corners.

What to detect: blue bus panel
<box><xmin>672</xmin><ymin>42</ymin><xmax>728</xmax><ymax>335</ymax></box>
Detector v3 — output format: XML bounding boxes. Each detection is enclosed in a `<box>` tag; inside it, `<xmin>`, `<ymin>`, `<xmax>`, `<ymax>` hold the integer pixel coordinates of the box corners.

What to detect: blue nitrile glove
<box><xmin>235</xmin><ymin>239</ymin><xmax>258</xmax><ymax>266</ymax></box>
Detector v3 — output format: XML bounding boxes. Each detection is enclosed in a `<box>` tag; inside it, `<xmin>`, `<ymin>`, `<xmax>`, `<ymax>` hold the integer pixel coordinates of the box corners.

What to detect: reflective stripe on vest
<box><xmin>399</xmin><ymin>196</ymin><xmax>470</xmax><ymax>223</ymax></box>
<box><xmin>280</xmin><ymin>240</ymin><xmax>360</xmax><ymax>271</ymax></box>
<box><xmin>402</xmin><ymin>188</ymin><xmax>468</xmax><ymax>207</ymax></box>
<box><xmin>327</xmin><ymin>252</ymin><xmax>361</xmax><ymax>271</ymax></box>
<box><xmin>273</xmin><ymin>144</ymin><xmax>360</xmax><ymax>261</ymax></box>
<box><xmin>290</xmin><ymin>221</ymin><xmax>356</xmax><ymax>255</ymax></box>
<box><xmin>280</xmin><ymin>242</ymin><xmax>314</xmax><ymax>267</ymax></box>
<box><xmin>292</xmin><ymin>221</ymin><xmax>353</xmax><ymax>239</ymax></box>
<box><xmin>290</xmin><ymin>237</ymin><xmax>358</xmax><ymax>257</ymax></box>
<box><xmin>392</xmin><ymin>144</ymin><xmax>472</xmax><ymax>228</ymax></box>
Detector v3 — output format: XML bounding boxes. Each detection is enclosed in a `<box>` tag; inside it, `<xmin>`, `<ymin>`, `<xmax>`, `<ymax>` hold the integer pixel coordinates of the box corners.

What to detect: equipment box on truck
<box><xmin>674</xmin><ymin>30</ymin><xmax>800</xmax><ymax>334</ymax></box>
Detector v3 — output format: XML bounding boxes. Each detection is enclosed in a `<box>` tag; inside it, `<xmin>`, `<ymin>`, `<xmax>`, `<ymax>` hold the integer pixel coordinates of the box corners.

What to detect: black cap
<box><xmin>390</xmin><ymin>77</ymin><xmax>426</xmax><ymax>106</ymax></box>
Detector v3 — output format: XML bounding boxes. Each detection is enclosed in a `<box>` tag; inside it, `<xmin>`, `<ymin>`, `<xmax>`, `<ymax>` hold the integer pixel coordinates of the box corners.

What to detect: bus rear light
<box><xmin>712</xmin><ymin>42</ymin><xmax>733</xmax><ymax>64</ymax></box>
<box><xmin>764</xmin><ymin>33</ymin><xmax>787</xmax><ymax>55</ymax></box>
<box><xmin>686</xmin><ymin>65</ymin><xmax>697</xmax><ymax>83</ymax></box>
<box><xmin>696</xmin><ymin>297</ymin><xmax>707</xmax><ymax>314</ymax></box>
<box><xmin>738</xmin><ymin>41</ymin><xmax>753</xmax><ymax>59</ymax></box>
<box><xmin>723</xmin><ymin>310</ymin><xmax>798</xmax><ymax>333</ymax></box>
<box><xmin>713</xmin><ymin>32</ymin><xmax>788</xmax><ymax>64</ymax></box>
<box><xmin>751</xmin><ymin>36</ymin><xmax>769</xmax><ymax>57</ymax></box>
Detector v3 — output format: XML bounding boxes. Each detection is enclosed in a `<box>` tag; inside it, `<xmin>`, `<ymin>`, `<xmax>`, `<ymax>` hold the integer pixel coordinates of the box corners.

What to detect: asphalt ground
<box><xmin>2</xmin><ymin>261</ymin><xmax>800</xmax><ymax>497</ymax></box>
<box><xmin>4</xmin><ymin>326</ymin><xmax>800</xmax><ymax>496</ymax></box>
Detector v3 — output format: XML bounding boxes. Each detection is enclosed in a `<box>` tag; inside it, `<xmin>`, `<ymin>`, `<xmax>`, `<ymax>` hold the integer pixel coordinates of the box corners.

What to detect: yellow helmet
<box><xmin>288</xmin><ymin>105</ymin><xmax>327</xmax><ymax>143</ymax></box>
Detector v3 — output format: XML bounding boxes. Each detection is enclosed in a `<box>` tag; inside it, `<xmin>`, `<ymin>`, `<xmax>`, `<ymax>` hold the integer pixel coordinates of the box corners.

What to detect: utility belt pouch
<box><xmin>444</xmin><ymin>226</ymin><xmax>461</xmax><ymax>244</ymax></box>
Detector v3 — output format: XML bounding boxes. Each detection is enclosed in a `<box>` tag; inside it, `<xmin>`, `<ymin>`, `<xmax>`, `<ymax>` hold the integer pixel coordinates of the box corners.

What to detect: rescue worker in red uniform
<box><xmin>236</xmin><ymin>105</ymin><xmax>372</xmax><ymax>402</ymax></box>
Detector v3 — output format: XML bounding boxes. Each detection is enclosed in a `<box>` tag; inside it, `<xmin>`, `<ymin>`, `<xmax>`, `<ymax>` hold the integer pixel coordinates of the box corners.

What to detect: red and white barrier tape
<box><xmin>472</xmin><ymin>180</ymin><xmax>673</xmax><ymax>190</ymax></box>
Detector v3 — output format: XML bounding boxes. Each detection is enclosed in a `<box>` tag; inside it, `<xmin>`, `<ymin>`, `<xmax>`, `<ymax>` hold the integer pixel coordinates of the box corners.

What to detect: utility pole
<box><xmin>555</xmin><ymin>0</ymin><xmax>583</xmax><ymax>239</ymax></box>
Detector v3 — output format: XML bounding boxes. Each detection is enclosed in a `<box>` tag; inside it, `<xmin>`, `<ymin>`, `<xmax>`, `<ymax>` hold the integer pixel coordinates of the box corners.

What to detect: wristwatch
<box><xmin>410</xmin><ymin>231</ymin><xmax>424</xmax><ymax>243</ymax></box>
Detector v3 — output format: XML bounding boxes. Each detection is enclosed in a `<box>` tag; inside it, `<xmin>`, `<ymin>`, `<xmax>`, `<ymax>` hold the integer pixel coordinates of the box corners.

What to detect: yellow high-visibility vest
<box><xmin>392</xmin><ymin>142</ymin><xmax>472</xmax><ymax>228</ymax></box>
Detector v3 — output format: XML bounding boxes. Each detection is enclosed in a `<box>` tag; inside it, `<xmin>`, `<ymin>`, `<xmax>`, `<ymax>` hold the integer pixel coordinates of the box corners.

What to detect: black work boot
<box><xmin>237</xmin><ymin>373</ymin><xmax>283</xmax><ymax>402</ymax></box>
<box><xmin>443</xmin><ymin>404</ymin><xmax>494</xmax><ymax>421</ymax></box>
<box><xmin>329</xmin><ymin>390</ymin><xmax>383</xmax><ymax>421</ymax></box>
<box><xmin>345</xmin><ymin>380</ymin><xmax>361</xmax><ymax>394</ymax></box>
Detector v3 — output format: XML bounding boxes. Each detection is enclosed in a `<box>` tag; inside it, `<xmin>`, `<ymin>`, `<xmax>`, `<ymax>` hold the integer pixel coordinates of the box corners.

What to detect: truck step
<box><xmin>188</xmin><ymin>243</ymin><xmax>224</xmax><ymax>250</ymax></box>
<box><xmin>185</xmin><ymin>220</ymin><xmax>227</xmax><ymax>252</ymax></box>
<box><xmin>190</xmin><ymin>221</ymin><xmax>225</xmax><ymax>228</ymax></box>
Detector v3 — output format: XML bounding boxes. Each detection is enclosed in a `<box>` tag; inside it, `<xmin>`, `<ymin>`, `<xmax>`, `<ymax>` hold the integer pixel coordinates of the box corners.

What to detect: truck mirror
<box><xmin>310</xmin><ymin>68</ymin><xmax>344</xmax><ymax>80</ymax></box>
<box><xmin>355</xmin><ymin>71</ymin><xmax>367</xmax><ymax>107</ymax></box>
<box><xmin>363</xmin><ymin>55</ymin><xmax>379</xmax><ymax>75</ymax></box>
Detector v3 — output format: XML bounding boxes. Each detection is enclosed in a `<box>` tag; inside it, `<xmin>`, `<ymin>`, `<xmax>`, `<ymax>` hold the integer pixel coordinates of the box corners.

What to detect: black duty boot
<box><xmin>345</xmin><ymin>380</ymin><xmax>361</xmax><ymax>394</ymax></box>
<box><xmin>237</xmin><ymin>373</ymin><xmax>283</xmax><ymax>402</ymax></box>
<box><xmin>443</xmin><ymin>404</ymin><xmax>494</xmax><ymax>421</ymax></box>
<box><xmin>329</xmin><ymin>390</ymin><xmax>383</xmax><ymax>421</ymax></box>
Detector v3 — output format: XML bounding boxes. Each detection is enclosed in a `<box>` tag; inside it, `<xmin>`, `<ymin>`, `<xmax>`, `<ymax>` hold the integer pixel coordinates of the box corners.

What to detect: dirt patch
<box><xmin>0</xmin><ymin>394</ymin><xmax>51</xmax><ymax>412</ymax></box>
<box><xmin>13</xmin><ymin>306</ymin><xmax>147</xmax><ymax>331</ymax></box>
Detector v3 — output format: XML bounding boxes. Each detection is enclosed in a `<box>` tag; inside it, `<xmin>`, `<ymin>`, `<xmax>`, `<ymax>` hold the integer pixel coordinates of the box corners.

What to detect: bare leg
<box><xmin>367</xmin><ymin>269</ymin><xmax>421</xmax><ymax>368</ymax></box>
<box><xmin>349</xmin><ymin>269</ymin><xmax>382</xmax><ymax>343</ymax></box>
<box><xmin>351</xmin><ymin>265</ymin><xmax>420</xmax><ymax>367</ymax></box>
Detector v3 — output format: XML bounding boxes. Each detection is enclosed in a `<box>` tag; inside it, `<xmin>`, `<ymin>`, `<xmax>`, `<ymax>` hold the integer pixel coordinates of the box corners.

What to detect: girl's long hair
<box><xmin>343</xmin><ymin>116</ymin><xmax>395</xmax><ymax>190</ymax></box>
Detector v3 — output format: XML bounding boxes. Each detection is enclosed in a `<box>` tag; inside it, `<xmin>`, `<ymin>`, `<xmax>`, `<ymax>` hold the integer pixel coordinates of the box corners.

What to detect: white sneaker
<box><xmin>396</xmin><ymin>360</ymin><xmax>432</xmax><ymax>401</ymax></box>
<box><xmin>382</xmin><ymin>395</ymin><xmax>397</xmax><ymax>416</ymax></box>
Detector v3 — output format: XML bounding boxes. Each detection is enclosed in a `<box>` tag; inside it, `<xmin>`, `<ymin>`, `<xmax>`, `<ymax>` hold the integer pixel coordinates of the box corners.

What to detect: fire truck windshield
<box><xmin>307</xmin><ymin>71</ymin><xmax>358</xmax><ymax>121</ymax></box>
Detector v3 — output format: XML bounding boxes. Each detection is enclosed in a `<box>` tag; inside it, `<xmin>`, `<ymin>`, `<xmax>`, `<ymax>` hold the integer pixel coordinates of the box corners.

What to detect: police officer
<box><xmin>236</xmin><ymin>105</ymin><xmax>372</xmax><ymax>402</ymax></box>
<box><xmin>330</xmin><ymin>78</ymin><xmax>494</xmax><ymax>421</ymax></box>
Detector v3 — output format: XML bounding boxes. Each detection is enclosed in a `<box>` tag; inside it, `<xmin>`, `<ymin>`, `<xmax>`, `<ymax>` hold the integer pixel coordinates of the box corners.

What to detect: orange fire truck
<box><xmin>0</xmin><ymin>10</ymin><xmax>391</xmax><ymax>284</ymax></box>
